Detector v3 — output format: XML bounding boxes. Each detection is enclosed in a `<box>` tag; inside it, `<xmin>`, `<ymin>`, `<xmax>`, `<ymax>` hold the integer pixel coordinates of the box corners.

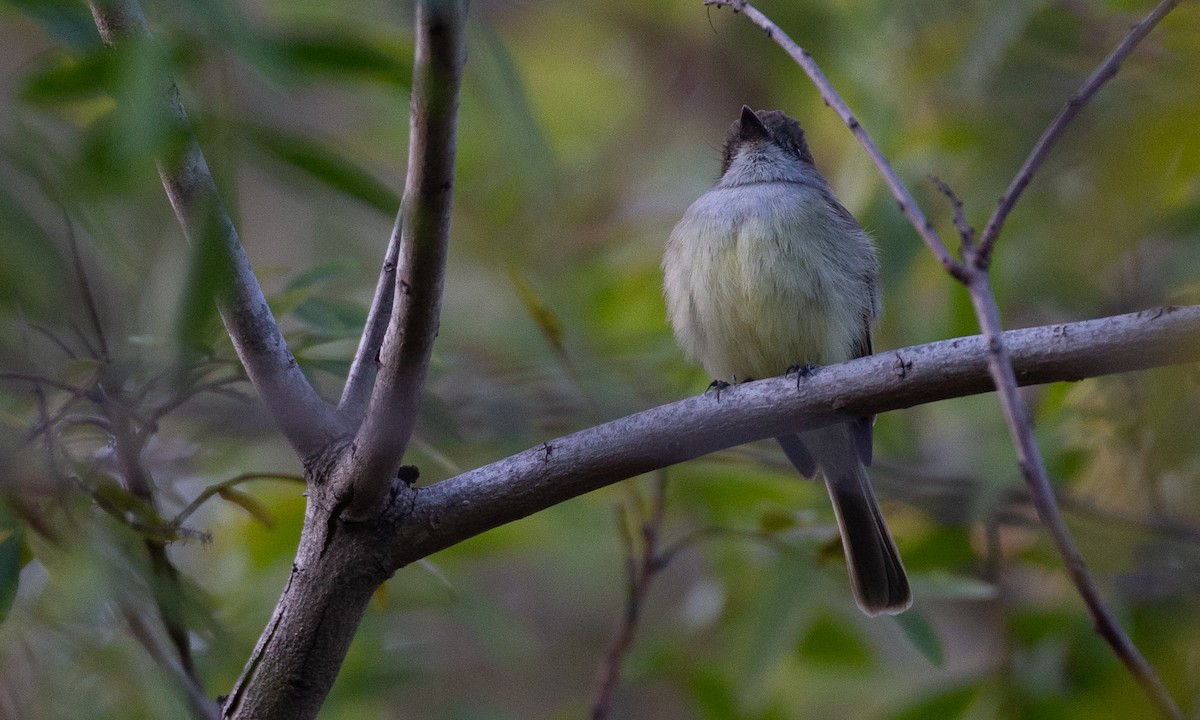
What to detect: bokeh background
<box><xmin>1</xmin><ymin>0</ymin><xmax>1199</xmax><ymax>718</ymax></box>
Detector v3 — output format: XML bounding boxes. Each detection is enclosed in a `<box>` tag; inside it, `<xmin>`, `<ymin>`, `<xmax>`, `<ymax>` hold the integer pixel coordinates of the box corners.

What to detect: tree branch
<box><xmin>591</xmin><ymin>472</ymin><xmax>668</xmax><ymax>720</ymax></box>
<box><xmin>704</xmin><ymin>0</ymin><xmax>969</xmax><ymax>282</ymax></box>
<box><xmin>975</xmin><ymin>0</ymin><xmax>1182</xmax><ymax>264</ymax></box>
<box><xmin>337</xmin><ymin>230</ymin><xmax>400</xmax><ymax>420</ymax></box>
<box><xmin>339</xmin><ymin>0</ymin><xmax>468</xmax><ymax>518</ymax></box>
<box><xmin>87</xmin><ymin>0</ymin><xmax>344</xmax><ymax>461</ymax></box>
<box><xmin>389</xmin><ymin>307</ymin><xmax>1200</xmax><ymax>564</ymax></box>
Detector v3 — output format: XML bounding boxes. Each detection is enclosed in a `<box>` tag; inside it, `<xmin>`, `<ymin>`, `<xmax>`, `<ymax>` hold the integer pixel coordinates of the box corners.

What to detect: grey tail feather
<box><xmin>825</xmin><ymin>466</ymin><xmax>911</xmax><ymax>615</ymax></box>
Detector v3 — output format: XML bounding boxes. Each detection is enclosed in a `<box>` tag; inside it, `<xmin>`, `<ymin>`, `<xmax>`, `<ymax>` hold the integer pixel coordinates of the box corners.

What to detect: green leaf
<box><xmin>286</xmin><ymin>261</ymin><xmax>356</xmax><ymax>292</ymax></box>
<box><xmin>258</xmin><ymin>31</ymin><xmax>412</xmax><ymax>86</ymax></box>
<box><xmin>0</xmin><ymin>182</ymin><xmax>67</xmax><ymax>310</ymax></box>
<box><xmin>758</xmin><ymin>507</ymin><xmax>801</xmax><ymax>533</ymax></box>
<box><xmin>507</xmin><ymin>266</ymin><xmax>564</xmax><ymax>351</ymax></box>
<box><xmin>7</xmin><ymin>0</ymin><xmax>99</xmax><ymax>51</ymax></box>
<box><xmin>20</xmin><ymin>49</ymin><xmax>114</xmax><ymax>107</ymax></box>
<box><xmin>893</xmin><ymin>610</ymin><xmax>945</xmax><ymax>667</ymax></box>
<box><xmin>217</xmin><ymin>487</ymin><xmax>274</xmax><ymax>528</ymax></box>
<box><xmin>245</xmin><ymin>124</ymin><xmax>399</xmax><ymax>213</ymax></box>
<box><xmin>796</xmin><ymin>612</ymin><xmax>872</xmax><ymax>669</ymax></box>
<box><xmin>885</xmin><ymin>686</ymin><xmax>977</xmax><ymax>720</ymax></box>
<box><xmin>174</xmin><ymin>200</ymin><xmax>235</xmax><ymax>359</ymax></box>
<box><xmin>295</xmin><ymin>356</ymin><xmax>352</xmax><ymax>378</ymax></box>
<box><xmin>292</xmin><ymin>296</ymin><xmax>367</xmax><ymax>336</ymax></box>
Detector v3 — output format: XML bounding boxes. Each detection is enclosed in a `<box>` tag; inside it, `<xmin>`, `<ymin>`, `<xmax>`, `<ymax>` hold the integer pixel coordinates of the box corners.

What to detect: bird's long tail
<box><xmin>778</xmin><ymin>428</ymin><xmax>911</xmax><ymax>615</ymax></box>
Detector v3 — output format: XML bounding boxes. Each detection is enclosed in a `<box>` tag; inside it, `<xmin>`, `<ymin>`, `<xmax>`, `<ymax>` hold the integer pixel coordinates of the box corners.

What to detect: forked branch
<box><xmin>340</xmin><ymin>0</ymin><xmax>468</xmax><ymax>518</ymax></box>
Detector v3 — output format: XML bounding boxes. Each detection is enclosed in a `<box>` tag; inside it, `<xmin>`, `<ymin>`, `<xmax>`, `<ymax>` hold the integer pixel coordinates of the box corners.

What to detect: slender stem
<box><xmin>341</xmin><ymin>0</ymin><xmax>468</xmax><ymax>518</ymax></box>
<box><xmin>337</xmin><ymin>229</ymin><xmax>401</xmax><ymax>420</ymax></box>
<box><xmin>122</xmin><ymin>606</ymin><xmax>220</xmax><ymax>720</ymax></box>
<box><xmin>704</xmin><ymin>0</ymin><xmax>969</xmax><ymax>282</ymax></box>
<box><xmin>975</xmin><ymin>0</ymin><xmax>1182</xmax><ymax>264</ymax></box>
<box><xmin>965</xmin><ymin>276</ymin><xmax>1181</xmax><ymax>720</ymax></box>
<box><xmin>591</xmin><ymin>473</ymin><xmax>668</xmax><ymax>720</ymax></box>
<box><xmin>62</xmin><ymin>212</ymin><xmax>110</xmax><ymax>361</ymax></box>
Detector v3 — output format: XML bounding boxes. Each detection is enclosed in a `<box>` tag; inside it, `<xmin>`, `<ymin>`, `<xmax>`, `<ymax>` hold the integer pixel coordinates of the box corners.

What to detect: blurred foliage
<box><xmin>1</xmin><ymin>0</ymin><xmax>1199</xmax><ymax>718</ymax></box>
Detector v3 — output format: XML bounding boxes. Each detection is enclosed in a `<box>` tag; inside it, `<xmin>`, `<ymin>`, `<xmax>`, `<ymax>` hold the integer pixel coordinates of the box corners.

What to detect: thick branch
<box><xmin>975</xmin><ymin>0</ymin><xmax>1182</xmax><ymax>263</ymax></box>
<box><xmin>341</xmin><ymin>0</ymin><xmax>467</xmax><ymax>518</ymax></box>
<box><xmin>87</xmin><ymin>0</ymin><xmax>343</xmax><ymax>460</ymax></box>
<box><xmin>389</xmin><ymin>307</ymin><xmax>1200</xmax><ymax>564</ymax></box>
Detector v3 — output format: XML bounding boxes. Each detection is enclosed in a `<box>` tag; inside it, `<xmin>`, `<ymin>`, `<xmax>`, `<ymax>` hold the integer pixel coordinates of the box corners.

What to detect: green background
<box><xmin>1</xmin><ymin>0</ymin><xmax>1199</xmax><ymax>717</ymax></box>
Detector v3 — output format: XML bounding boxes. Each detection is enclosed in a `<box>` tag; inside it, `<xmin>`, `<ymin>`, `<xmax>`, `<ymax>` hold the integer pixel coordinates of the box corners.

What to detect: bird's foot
<box><xmin>785</xmin><ymin>362</ymin><xmax>820</xmax><ymax>391</ymax></box>
<box><xmin>705</xmin><ymin>378</ymin><xmax>733</xmax><ymax>401</ymax></box>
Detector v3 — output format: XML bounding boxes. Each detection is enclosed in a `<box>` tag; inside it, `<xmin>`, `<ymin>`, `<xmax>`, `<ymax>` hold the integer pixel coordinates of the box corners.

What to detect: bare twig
<box><xmin>704</xmin><ymin>0</ymin><xmax>970</xmax><ymax>282</ymax></box>
<box><xmin>963</xmin><ymin>278</ymin><xmax>1180</xmax><ymax>719</ymax></box>
<box><xmin>337</xmin><ymin>231</ymin><xmax>401</xmax><ymax>421</ymax></box>
<box><xmin>86</xmin><ymin>0</ymin><xmax>344</xmax><ymax>460</ymax></box>
<box><xmin>975</xmin><ymin>0</ymin><xmax>1182</xmax><ymax>265</ymax></box>
<box><xmin>0</xmin><ymin>372</ymin><xmax>96</xmax><ymax>398</ymax></box>
<box><xmin>30</xmin><ymin>323</ymin><xmax>77</xmax><ymax>359</ymax></box>
<box><xmin>121</xmin><ymin>605</ymin><xmax>220</xmax><ymax>720</ymax></box>
<box><xmin>931</xmin><ymin>176</ymin><xmax>976</xmax><ymax>252</ymax></box>
<box><xmin>340</xmin><ymin>0</ymin><xmax>468</xmax><ymax>518</ymax></box>
<box><xmin>147</xmin><ymin>374</ymin><xmax>248</xmax><ymax>429</ymax></box>
<box><xmin>591</xmin><ymin>472</ymin><xmax>668</xmax><ymax>720</ymax></box>
<box><xmin>62</xmin><ymin>212</ymin><xmax>110</xmax><ymax>361</ymax></box>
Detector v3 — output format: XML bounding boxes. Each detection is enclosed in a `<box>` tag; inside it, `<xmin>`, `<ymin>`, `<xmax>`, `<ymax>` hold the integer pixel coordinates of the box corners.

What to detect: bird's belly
<box><xmin>666</xmin><ymin>196</ymin><xmax>863</xmax><ymax>382</ymax></box>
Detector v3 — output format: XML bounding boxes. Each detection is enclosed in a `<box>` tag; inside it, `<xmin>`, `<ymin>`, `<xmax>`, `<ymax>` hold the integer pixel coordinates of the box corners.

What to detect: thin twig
<box><xmin>171</xmin><ymin>472</ymin><xmax>306</xmax><ymax>529</ymax></box>
<box><xmin>965</xmin><ymin>279</ymin><xmax>1180</xmax><ymax>720</ymax></box>
<box><xmin>0</xmin><ymin>372</ymin><xmax>96</xmax><ymax>398</ymax></box>
<box><xmin>341</xmin><ymin>0</ymin><xmax>468</xmax><ymax>519</ymax></box>
<box><xmin>704</xmin><ymin>0</ymin><xmax>970</xmax><ymax>282</ymax></box>
<box><xmin>62</xmin><ymin>211</ymin><xmax>110</xmax><ymax>361</ymax></box>
<box><xmin>121</xmin><ymin>605</ymin><xmax>220</xmax><ymax>720</ymax></box>
<box><xmin>975</xmin><ymin>0</ymin><xmax>1182</xmax><ymax>265</ymax></box>
<box><xmin>147</xmin><ymin>374</ymin><xmax>248</xmax><ymax>428</ymax></box>
<box><xmin>30</xmin><ymin>323</ymin><xmax>77</xmax><ymax>359</ymax></box>
<box><xmin>591</xmin><ymin>472</ymin><xmax>668</xmax><ymax>720</ymax></box>
<box><xmin>337</xmin><ymin>231</ymin><xmax>401</xmax><ymax>421</ymax></box>
<box><xmin>931</xmin><ymin>176</ymin><xmax>976</xmax><ymax>252</ymax></box>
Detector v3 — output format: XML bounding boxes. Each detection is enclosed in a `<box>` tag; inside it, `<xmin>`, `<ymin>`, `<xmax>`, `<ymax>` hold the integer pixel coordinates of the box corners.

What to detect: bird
<box><xmin>662</xmin><ymin>105</ymin><xmax>911</xmax><ymax>615</ymax></box>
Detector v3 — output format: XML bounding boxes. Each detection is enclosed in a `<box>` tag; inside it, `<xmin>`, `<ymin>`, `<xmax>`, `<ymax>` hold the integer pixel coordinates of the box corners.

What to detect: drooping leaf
<box><xmin>292</xmin><ymin>296</ymin><xmax>368</xmax><ymax>337</ymax></box>
<box><xmin>507</xmin><ymin>265</ymin><xmax>565</xmax><ymax>351</ymax></box>
<box><xmin>255</xmin><ymin>30</ymin><xmax>412</xmax><ymax>87</ymax></box>
<box><xmin>286</xmin><ymin>261</ymin><xmax>357</xmax><ymax>292</ymax></box>
<box><xmin>893</xmin><ymin>610</ymin><xmax>946</xmax><ymax>667</ymax></box>
<box><xmin>245</xmin><ymin>124</ymin><xmax>399</xmax><ymax>214</ymax></box>
<box><xmin>217</xmin><ymin>487</ymin><xmax>274</xmax><ymax>528</ymax></box>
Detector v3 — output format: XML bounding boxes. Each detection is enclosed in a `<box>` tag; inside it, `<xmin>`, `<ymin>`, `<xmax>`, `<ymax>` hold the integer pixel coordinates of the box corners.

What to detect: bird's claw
<box><xmin>785</xmin><ymin>362</ymin><xmax>819</xmax><ymax>391</ymax></box>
